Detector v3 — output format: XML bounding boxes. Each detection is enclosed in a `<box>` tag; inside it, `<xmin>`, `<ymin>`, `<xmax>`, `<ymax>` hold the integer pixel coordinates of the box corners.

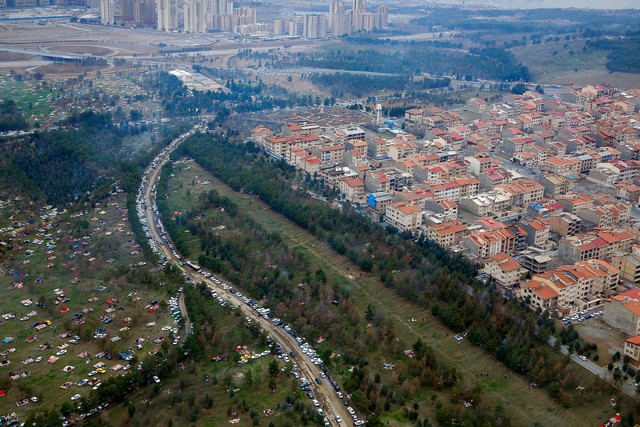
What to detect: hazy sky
<box><xmin>464</xmin><ymin>0</ymin><xmax>638</xmax><ymax>9</ymax></box>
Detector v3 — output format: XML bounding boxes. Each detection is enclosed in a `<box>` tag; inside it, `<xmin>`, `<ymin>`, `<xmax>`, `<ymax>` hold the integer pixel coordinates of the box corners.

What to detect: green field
<box><xmin>0</xmin><ymin>192</ymin><xmax>180</xmax><ymax>420</ymax></box>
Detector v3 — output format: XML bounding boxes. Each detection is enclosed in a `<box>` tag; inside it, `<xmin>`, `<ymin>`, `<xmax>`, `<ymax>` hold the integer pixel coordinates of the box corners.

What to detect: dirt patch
<box><xmin>50</xmin><ymin>45</ymin><xmax>114</xmax><ymax>56</ymax></box>
<box><xmin>0</xmin><ymin>51</ymin><xmax>36</xmax><ymax>62</ymax></box>
<box><xmin>538</xmin><ymin>68</ymin><xmax>640</xmax><ymax>90</ymax></box>
<box><xmin>31</xmin><ymin>62</ymin><xmax>108</xmax><ymax>76</ymax></box>
<box><xmin>575</xmin><ymin>317</ymin><xmax>626</xmax><ymax>361</ymax></box>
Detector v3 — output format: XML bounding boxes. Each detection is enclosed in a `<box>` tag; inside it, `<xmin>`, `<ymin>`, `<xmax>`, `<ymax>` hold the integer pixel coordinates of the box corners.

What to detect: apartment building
<box><xmin>549</xmin><ymin>212</ymin><xmax>582</xmax><ymax>237</ymax></box>
<box><xmin>558</xmin><ymin>229</ymin><xmax>634</xmax><ymax>264</ymax></box>
<box><xmin>485</xmin><ymin>253</ymin><xmax>522</xmax><ymax>289</ymax></box>
<box><xmin>496</xmin><ymin>179</ymin><xmax>545</xmax><ymax>207</ymax></box>
<box><xmin>521</xmin><ymin>217</ymin><xmax>550</xmax><ymax>248</ymax></box>
<box><xmin>385</xmin><ymin>202</ymin><xmax>423</xmax><ymax>234</ymax></box>
<box><xmin>603</xmin><ymin>288</ymin><xmax>640</xmax><ymax>336</ymax></box>
<box><xmin>611</xmin><ymin>251</ymin><xmax>640</xmax><ymax>285</ymax></box>
<box><xmin>519</xmin><ymin>259</ymin><xmax>619</xmax><ymax>314</ymax></box>
<box><xmin>426</xmin><ymin>221</ymin><xmax>468</xmax><ymax>247</ymax></box>
<box><xmin>339</xmin><ymin>177</ymin><xmax>365</xmax><ymax>202</ymax></box>
<box><xmin>424</xmin><ymin>198</ymin><xmax>458</xmax><ymax>222</ymax></box>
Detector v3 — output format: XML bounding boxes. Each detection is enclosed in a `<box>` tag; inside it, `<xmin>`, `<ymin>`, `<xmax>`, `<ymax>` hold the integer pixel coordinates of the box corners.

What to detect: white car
<box><xmin>347</xmin><ymin>407</ymin><xmax>355</xmax><ymax>415</ymax></box>
<box><xmin>312</xmin><ymin>399</ymin><xmax>319</xmax><ymax>407</ymax></box>
<box><xmin>153</xmin><ymin>376</ymin><xmax>160</xmax><ymax>383</ymax></box>
<box><xmin>71</xmin><ymin>394</ymin><xmax>81</xmax><ymax>401</ymax></box>
<box><xmin>579</xmin><ymin>355</ymin><xmax>588</xmax><ymax>361</ymax></box>
<box><xmin>162</xmin><ymin>326</ymin><xmax>171</xmax><ymax>331</ymax></box>
<box><xmin>56</xmin><ymin>350</ymin><xmax>67</xmax><ymax>356</ymax></box>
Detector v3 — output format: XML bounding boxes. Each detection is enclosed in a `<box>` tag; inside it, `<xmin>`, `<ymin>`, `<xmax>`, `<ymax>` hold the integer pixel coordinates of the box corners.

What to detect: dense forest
<box><xmin>0</xmin><ymin>108</ymin><xmax>184</xmax><ymax>208</ymax></box>
<box><xmin>141</xmin><ymin>71</ymin><xmax>321</xmax><ymax>117</ymax></box>
<box><xmin>0</xmin><ymin>100</ymin><xmax>28</xmax><ymax>132</ymax></box>
<box><xmin>173</xmin><ymin>132</ymin><xmax>618</xmax><ymax>416</ymax></box>
<box><xmin>588</xmin><ymin>38</ymin><xmax>640</xmax><ymax>73</ymax></box>
<box><xmin>307</xmin><ymin>73</ymin><xmax>450</xmax><ymax>98</ymax></box>
<box><xmin>283</xmin><ymin>47</ymin><xmax>530</xmax><ymax>82</ymax></box>
<box><xmin>410</xmin><ymin>8</ymin><xmax>640</xmax><ymax>36</ymax></box>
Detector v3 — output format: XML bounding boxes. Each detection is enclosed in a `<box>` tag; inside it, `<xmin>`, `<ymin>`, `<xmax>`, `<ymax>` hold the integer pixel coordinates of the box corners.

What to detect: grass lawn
<box><xmin>0</xmin><ymin>192</ymin><xmax>181</xmax><ymax>419</ymax></box>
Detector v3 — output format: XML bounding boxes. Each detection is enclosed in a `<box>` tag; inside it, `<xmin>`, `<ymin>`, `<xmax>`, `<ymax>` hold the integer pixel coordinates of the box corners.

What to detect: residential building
<box><xmin>539</xmin><ymin>174</ymin><xmax>576</xmax><ymax>199</ymax></box>
<box><xmin>157</xmin><ymin>0</ymin><xmax>178</xmax><ymax>30</ymax></box>
<box><xmin>367</xmin><ymin>192</ymin><xmax>392</xmax><ymax>214</ymax></box>
<box><xmin>519</xmin><ymin>252</ymin><xmax>552</xmax><ymax>274</ymax></box>
<box><xmin>616</xmin><ymin>181</ymin><xmax>640</xmax><ymax>203</ymax></box>
<box><xmin>385</xmin><ymin>202</ymin><xmax>423</xmax><ymax>234</ymax></box>
<box><xmin>424</xmin><ymin>198</ymin><xmax>458</xmax><ymax>222</ymax></box>
<box><xmin>611</xmin><ymin>251</ymin><xmax>640</xmax><ymax>285</ymax></box>
<box><xmin>520</xmin><ymin>259</ymin><xmax>619</xmax><ymax>314</ymax></box>
<box><xmin>426</xmin><ymin>221</ymin><xmax>467</xmax><ymax>247</ymax></box>
<box><xmin>603</xmin><ymin>288</ymin><xmax>640</xmax><ymax>336</ymax></box>
<box><xmin>521</xmin><ymin>217</ymin><xmax>550</xmax><ymax>248</ymax></box>
<box><xmin>549</xmin><ymin>213</ymin><xmax>581</xmax><ymax>237</ymax></box>
<box><xmin>339</xmin><ymin>177</ymin><xmax>365</xmax><ymax>202</ymax></box>
<box><xmin>496</xmin><ymin>178</ymin><xmax>545</xmax><ymax>207</ymax></box>
<box><xmin>624</xmin><ymin>336</ymin><xmax>640</xmax><ymax>368</ymax></box>
<box><xmin>485</xmin><ymin>253</ymin><xmax>522</xmax><ymax>289</ymax></box>
<box><xmin>100</xmin><ymin>0</ymin><xmax>114</xmax><ymax>24</ymax></box>
<box><xmin>558</xmin><ymin>228</ymin><xmax>634</xmax><ymax>264</ymax></box>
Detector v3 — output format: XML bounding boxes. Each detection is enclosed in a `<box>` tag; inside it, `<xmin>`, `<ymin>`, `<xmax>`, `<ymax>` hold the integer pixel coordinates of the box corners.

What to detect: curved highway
<box><xmin>136</xmin><ymin>125</ymin><xmax>358</xmax><ymax>427</ymax></box>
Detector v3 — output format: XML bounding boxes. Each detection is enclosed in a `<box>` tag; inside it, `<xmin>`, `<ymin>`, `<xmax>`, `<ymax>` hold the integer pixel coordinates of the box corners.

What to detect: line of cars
<box><xmin>562</xmin><ymin>309</ymin><xmax>603</xmax><ymax>325</ymax></box>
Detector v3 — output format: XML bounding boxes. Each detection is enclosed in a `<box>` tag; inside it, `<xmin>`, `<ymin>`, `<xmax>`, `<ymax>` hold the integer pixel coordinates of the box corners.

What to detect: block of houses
<box><xmin>519</xmin><ymin>259</ymin><xmax>619</xmax><ymax>314</ymax></box>
<box><xmin>558</xmin><ymin>228</ymin><xmax>634</xmax><ymax>264</ymax></box>
<box><xmin>495</xmin><ymin>178</ymin><xmax>545</xmax><ymax>207</ymax></box>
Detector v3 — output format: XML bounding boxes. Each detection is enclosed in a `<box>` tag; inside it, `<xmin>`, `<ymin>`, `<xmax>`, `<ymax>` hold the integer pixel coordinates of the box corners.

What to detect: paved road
<box><xmin>549</xmin><ymin>336</ymin><xmax>637</xmax><ymax>398</ymax></box>
<box><xmin>177</xmin><ymin>292</ymin><xmax>191</xmax><ymax>342</ymax></box>
<box><xmin>138</xmin><ymin>126</ymin><xmax>355</xmax><ymax>426</ymax></box>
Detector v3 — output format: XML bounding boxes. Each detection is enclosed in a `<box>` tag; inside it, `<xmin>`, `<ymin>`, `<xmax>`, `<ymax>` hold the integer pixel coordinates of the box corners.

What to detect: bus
<box><xmin>185</xmin><ymin>261</ymin><xmax>201</xmax><ymax>272</ymax></box>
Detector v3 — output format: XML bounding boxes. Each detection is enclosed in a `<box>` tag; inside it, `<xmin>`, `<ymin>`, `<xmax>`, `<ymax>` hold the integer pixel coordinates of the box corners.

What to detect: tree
<box><xmin>268</xmin><ymin>359</ymin><xmax>279</xmax><ymax>377</ymax></box>
<box><xmin>511</xmin><ymin>83</ymin><xmax>527</xmax><ymax>95</ymax></box>
<box><xmin>130</xmin><ymin>109</ymin><xmax>142</xmax><ymax>121</ymax></box>
<box><xmin>534</xmin><ymin>85</ymin><xmax>544</xmax><ymax>95</ymax></box>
